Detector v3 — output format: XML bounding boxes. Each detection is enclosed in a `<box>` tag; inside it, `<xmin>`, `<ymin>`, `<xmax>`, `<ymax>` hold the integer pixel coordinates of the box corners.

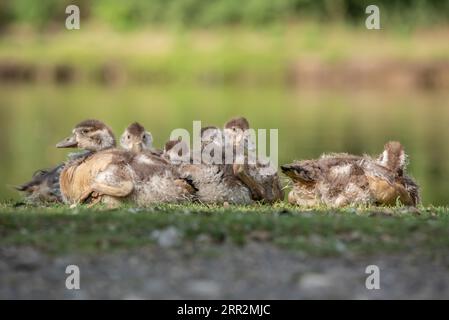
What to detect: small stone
<box><xmin>186</xmin><ymin>280</ymin><xmax>221</xmax><ymax>298</ymax></box>
<box><xmin>335</xmin><ymin>241</ymin><xmax>347</xmax><ymax>253</ymax></box>
<box><xmin>196</xmin><ymin>234</ymin><xmax>212</xmax><ymax>243</ymax></box>
<box><xmin>299</xmin><ymin>273</ymin><xmax>333</xmax><ymax>290</ymax></box>
<box><xmin>123</xmin><ymin>294</ymin><xmax>144</xmax><ymax>300</ymax></box>
<box><xmin>151</xmin><ymin>227</ymin><xmax>181</xmax><ymax>248</ymax></box>
<box><xmin>248</xmin><ymin>230</ymin><xmax>272</xmax><ymax>241</ymax></box>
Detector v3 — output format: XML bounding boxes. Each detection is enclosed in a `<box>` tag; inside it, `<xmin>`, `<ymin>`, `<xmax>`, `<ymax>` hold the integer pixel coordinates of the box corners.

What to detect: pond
<box><xmin>1</xmin><ymin>84</ymin><xmax>448</xmax><ymax>205</ymax></box>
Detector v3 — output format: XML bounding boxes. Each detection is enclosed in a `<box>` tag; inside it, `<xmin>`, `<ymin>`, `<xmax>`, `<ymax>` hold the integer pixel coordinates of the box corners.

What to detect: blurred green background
<box><xmin>0</xmin><ymin>0</ymin><xmax>449</xmax><ymax>205</ymax></box>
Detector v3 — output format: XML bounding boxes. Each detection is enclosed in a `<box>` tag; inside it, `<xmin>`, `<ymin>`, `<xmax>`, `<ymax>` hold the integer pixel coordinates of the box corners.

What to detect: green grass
<box><xmin>1</xmin><ymin>202</ymin><xmax>448</xmax><ymax>257</ymax></box>
<box><xmin>3</xmin><ymin>0</ymin><xmax>449</xmax><ymax>29</ymax></box>
<box><xmin>1</xmin><ymin>24</ymin><xmax>449</xmax><ymax>85</ymax></box>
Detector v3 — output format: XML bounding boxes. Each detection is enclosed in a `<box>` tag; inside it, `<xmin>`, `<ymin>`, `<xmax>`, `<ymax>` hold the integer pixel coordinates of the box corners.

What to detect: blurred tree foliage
<box><xmin>0</xmin><ymin>0</ymin><xmax>448</xmax><ymax>29</ymax></box>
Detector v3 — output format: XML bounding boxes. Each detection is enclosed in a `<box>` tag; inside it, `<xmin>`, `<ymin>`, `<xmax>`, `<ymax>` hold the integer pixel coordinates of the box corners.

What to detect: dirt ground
<box><xmin>1</xmin><ymin>243</ymin><xmax>449</xmax><ymax>299</ymax></box>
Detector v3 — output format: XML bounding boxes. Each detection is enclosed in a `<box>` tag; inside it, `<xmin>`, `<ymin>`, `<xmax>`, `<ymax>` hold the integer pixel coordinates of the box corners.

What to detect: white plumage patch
<box><xmin>399</xmin><ymin>150</ymin><xmax>407</xmax><ymax>169</ymax></box>
<box><xmin>98</xmin><ymin>129</ymin><xmax>115</xmax><ymax>150</ymax></box>
<box><xmin>96</xmin><ymin>166</ymin><xmax>119</xmax><ymax>185</ymax></box>
<box><xmin>379</xmin><ymin>150</ymin><xmax>389</xmax><ymax>167</ymax></box>
<box><xmin>330</xmin><ymin>164</ymin><xmax>352</xmax><ymax>177</ymax></box>
<box><xmin>136</xmin><ymin>154</ymin><xmax>156</xmax><ymax>165</ymax></box>
<box><xmin>144</xmin><ymin>131</ymin><xmax>153</xmax><ymax>149</ymax></box>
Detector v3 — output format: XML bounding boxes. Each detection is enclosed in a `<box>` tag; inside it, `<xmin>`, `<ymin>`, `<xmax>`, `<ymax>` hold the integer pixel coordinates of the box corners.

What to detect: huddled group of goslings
<box><xmin>16</xmin><ymin>117</ymin><xmax>420</xmax><ymax>208</ymax></box>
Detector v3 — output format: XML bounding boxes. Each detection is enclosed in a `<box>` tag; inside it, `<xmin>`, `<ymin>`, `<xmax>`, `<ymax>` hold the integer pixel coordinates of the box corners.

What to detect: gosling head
<box><xmin>223</xmin><ymin>116</ymin><xmax>255</xmax><ymax>152</ymax></box>
<box><xmin>56</xmin><ymin>119</ymin><xmax>116</xmax><ymax>151</ymax></box>
<box><xmin>120</xmin><ymin>122</ymin><xmax>153</xmax><ymax>153</ymax></box>
<box><xmin>164</xmin><ymin>137</ymin><xmax>190</xmax><ymax>163</ymax></box>
<box><xmin>200</xmin><ymin>126</ymin><xmax>222</xmax><ymax>150</ymax></box>
<box><xmin>15</xmin><ymin>167</ymin><xmax>62</xmax><ymax>203</ymax></box>
<box><xmin>280</xmin><ymin>162</ymin><xmax>314</xmax><ymax>184</ymax></box>
<box><xmin>224</xmin><ymin>117</ymin><xmax>250</xmax><ymax>132</ymax></box>
<box><xmin>377</xmin><ymin>141</ymin><xmax>407</xmax><ymax>175</ymax></box>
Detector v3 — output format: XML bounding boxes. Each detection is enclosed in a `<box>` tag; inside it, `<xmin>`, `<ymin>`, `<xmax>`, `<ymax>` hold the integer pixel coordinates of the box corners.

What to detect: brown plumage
<box><xmin>224</xmin><ymin>117</ymin><xmax>250</xmax><ymax>131</ymax></box>
<box><xmin>398</xmin><ymin>175</ymin><xmax>420</xmax><ymax>206</ymax></box>
<box><xmin>16</xmin><ymin>165</ymin><xmax>64</xmax><ymax>204</ymax></box>
<box><xmin>57</xmin><ymin>119</ymin><xmax>116</xmax><ymax>151</ymax></box>
<box><xmin>281</xmin><ymin>155</ymin><xmax>372</xmax><ymax>207</ymax></box>
<box><xmin>282</xmin><ymin>142</ymin><xmax>420</xmax><ymax>207</ymax></box>
<box><xmin>377</xmin><ymin>141</ymin><xmax>406</xmax><ymax>174</ymax></box>
<box><xmin>234</xmin><ymin>162</ymin><xmax>284</xmax><ymax>204</ymax></box>
<box><xmin>161</xmin><ymin>130</ymin><xmax>252</xmax><ymax>204</ymax></box>
<box><xmin>164</xmin><ymin>137</ymin><xmax>189</xmax><ymax>160</ymax></box>
<box><xmin>201</xmin><ymin>126</ymin><xmax>220</xmax><ymax>137</ymax></box>
<box><xmin>59</xmin><ymin>149</ymin><xmax>131</xmax><ymax>206</ymax></box>
<box><xmin>223</xmin><ymin>117</ymin><xmax>284</xmax><ymax>203</ymax></box>
<box><xmin>57</xmin><ymin>120</ymin><xmax>122</xmax><ymax>205</ymax></box>
<box><xmin>57</xmin><ymin>120</ymin><xmax>194</xmax><ymax>207</ymax></box>
<box><xmin>75</xmin><ymin>119</ymin><xmax>116</xmax><ymax>147</ymax></box>
<box><xmin>126</xmin><ymin>122</ymin><xmax>145</xmax><ymax>137</ymax></box>
<box><xmin>375</xmin><ymin>141</ymin><xmax>420</xmax><ymax>206</ymax></box>
<box><xmin>121</xmin><ymin>123</ymin><xmax>194</xmax><ymax>196</ymax></box>
<box><xmin>120</xmin><ymin>122</ymin><xmax>161</xmax><ymax>155</ymax></box>
<box><xmin>15</xmin><ymin>119</ymin><xmax>114</xmax><ymax>205</ymax></box>
<box><xmin>178</xmin><ymin>119</ymin><xmax>283</xmax><ymax>204</ymax></box>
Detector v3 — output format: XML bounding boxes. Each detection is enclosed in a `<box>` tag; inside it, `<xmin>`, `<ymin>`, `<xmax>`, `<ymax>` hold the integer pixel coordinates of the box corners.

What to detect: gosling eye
<box><xmin>127</xmin><ymin>135</ymin><xmax>131</xmax><ymax>139</ymax></box>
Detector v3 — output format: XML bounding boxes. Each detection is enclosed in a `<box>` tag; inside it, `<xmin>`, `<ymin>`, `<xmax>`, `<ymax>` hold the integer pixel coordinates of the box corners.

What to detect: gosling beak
<box><xmin>14</xmin><ymin>184</ymin><xmax>27</xmax><ymax>191</ymax></box>
<box><xmin>56</xmin><ymin>134</ymin><xmax>78</xmax><ymax>148</ymax></box>
<box><xmin>280</xmin><ymin>164</ymin><xmax>293</xmax><ymax>173</ymax></box>
<box><xmin>131</xmin><ymin>142</ymin><xmax>143</xmax><ymax>153</ymax></box>
<box><xmin>280</xmin><ymin>164</ymin><xmax>299</xmax><ymax>179</ymax></box>
<box><xmin>281</xmin><ymin>164</ymin><xmax>313</xmax><ymax>182</ymax></box>
<box><xmin>13</xmin><ymin>183</ymin><xmax>34</xmax><ymax>192</ymax></box>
